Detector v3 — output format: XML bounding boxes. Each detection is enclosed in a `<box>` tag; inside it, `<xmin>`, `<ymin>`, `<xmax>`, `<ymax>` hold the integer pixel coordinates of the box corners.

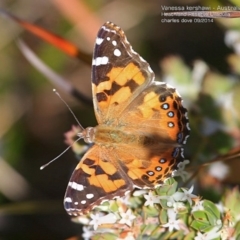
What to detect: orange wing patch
<box><xmin>93</xmin><ymin>62</ymin><xmax>150</xmax><ymax>123</ymax></box>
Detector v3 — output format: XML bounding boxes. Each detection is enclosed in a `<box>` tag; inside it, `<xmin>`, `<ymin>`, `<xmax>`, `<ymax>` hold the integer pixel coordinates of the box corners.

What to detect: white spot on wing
<box><xmin>112</xmin><ymin>40</ymin><xmax>117</xmax><ymax>46</ymax></box>
<box><xmin>64</xmin><ymin>197</ymin><xmax>72</xmax><ymax>203</ymax></box>
<box><xmin>96</xmin><ymin>37</ymin><xmax>104</xmax><ymax>45</ymax></box>
<box><xmin>183</xmin><ymin>135</ymin><xmax>189</xmax><ymax>144</ymax></box>
<box><xmin>69</xmin><ymin>181</ymin><xmax>84</xmax><ymax>191</ymax></box>
<box><xmin>93</xmin><ymin>56</ymin><xmax>109</xmax><ymax>66</ymax></box>
<box><xmin>81</xmin><ymin>200</ymin><xmax>86</xmax><ymax>204</ymax></box>
<box><xmin>181</xmin><ymin>148</ymin><xmax>185</xmax><ymax>158</ymax></box>
<box><xmin>114</xmin><ymin>49</ymin><xmax>121</xmax><ymax>57</ymax></box>
<box><xmin>102</xmin><ymin>26</ymin><xmax>116</xmax><ymax>33</ymax></box>
<box><xmin>86</xmin><ymin>193</ymin><xmax>94</xmax><ymax>199</ymax></box>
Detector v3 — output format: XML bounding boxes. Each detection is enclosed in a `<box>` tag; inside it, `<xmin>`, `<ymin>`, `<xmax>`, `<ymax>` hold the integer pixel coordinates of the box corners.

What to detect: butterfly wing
<box><xmin>92</xmin><ymin>22</ymin><xmax>155</xmax><ymax>124</ymax></box>
<box><xmin>114</xmin><ymin>144</ymin><xmax>184</xmax><ymax>188</ymax></box>
<box><xmin>119</xmin><ymin>82</ymin><xmax>190</xmax><ymax>144</ymax></box>
<box><xmin>114</xmin><ymin>83</ymin><xmax>190</xmax><ymax>188</ymax></box>
<box><xmin>64</xmin><ymin>145</ymin><xmax>132</xmax><ymax>215</ymax></box>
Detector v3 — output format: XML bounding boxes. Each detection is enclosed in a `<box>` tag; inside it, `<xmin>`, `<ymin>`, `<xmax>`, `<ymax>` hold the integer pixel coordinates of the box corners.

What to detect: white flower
<box><xmin>181</xmin><ymin>185</ymin><xmax>197</xmax><ymax>205</ymax></box>
<box><xmin>172</xmin><ymin>202</ymin><xmax>187</xmax><ymax>212</ymax></box>
<box><xmin>172</xmin><ymin>160</ymin><xmax>190</xmax><ymax>181</ymax></box>
<box><xmin>82</xmin><ymin>226</ymin><xmax>93</xmax><ymax>240</ymax></box>
<box><xmin>133</xmin><ymin>189</ymin><xmax>148</xmax><ymax>197</ymax></box>
<box><xmin>89</xmin><ymin>213</ymin><xmax>117</xmax><ymax>230</ymax></box>
<box><xmin>74</xmin><ymin>215</ymin><xmax>90</xmax><ymax>225</ymax></box>
<box><xmin>162</xmin><ymin>218</ymin><xmax>180</xmax><ymax>232</ymax></box>
<box><xmin>144</xmin><ymin>191</ymin><xmax>161</xmax><ymax>207</ymax></box>
<box><xmin>118</xmin><ymin>191</ymin><xmax>131</xmax><ymax>206</ymax></box>
<box><xmin>158</xmin><ymin>194</ymin><xmax>176</xmax><ymax>207</ymax></box>
<box><xmin>192</xmin><ymin>198</ymin><xmax>204</xmax><ymax>212</ymax></box>
<box><xmin>177</xmin><ymin>160</ymin><xmax>190</xmax><ymax>170</ymax></box>
<box><xmin>172</xmin><ymin>191</ymin><xmax>185</xmax><ymax>201</ymax></box>
<box><xmin>194</xmin><ymin>227</ymin><xmax>220</xmax><ymax>240</ymax></box>
<box><xmin>162</xmin><ymin>209</ymin><xmax>181</xmax><ymax>232</ymax></box>
<box><xmin>166</xmin><ymin>200</ymin><xmax>174</xmax><ymax>207</ymax></box>
<box><xmin>119</xmin><ymin>209</ymin><xmax>136</xmax><ymax>227</ymax></box>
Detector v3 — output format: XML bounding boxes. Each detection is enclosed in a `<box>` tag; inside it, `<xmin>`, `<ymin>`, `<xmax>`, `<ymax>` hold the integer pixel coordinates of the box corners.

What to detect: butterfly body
<box><xmin>64</xmin><ymin>22</ymin><xmax>190</xmax><ymax>216</ymax></box>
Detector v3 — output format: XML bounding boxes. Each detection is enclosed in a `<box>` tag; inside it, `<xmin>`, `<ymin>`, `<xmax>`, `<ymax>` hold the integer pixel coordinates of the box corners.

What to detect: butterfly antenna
<box><xmin>40</xmin><ymin>136</ymin><xmax>82</xmax><ymax>170</ymax></box>
<box><xmin>40</xmin><ymin>89</ymin><xmax>85</xmax><ymax>170</ymax></box>
<box><xmin>53</xmin><ymin>89</ymin><xmax>84</xmax><ymax>131</ymax></box>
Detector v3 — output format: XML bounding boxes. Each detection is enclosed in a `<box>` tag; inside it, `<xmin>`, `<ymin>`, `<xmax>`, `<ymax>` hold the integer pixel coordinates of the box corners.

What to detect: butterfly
<box><xmin>64</xmin><ymin>22</ymin><xmax>190</xmax><ymax>216</ymax></box>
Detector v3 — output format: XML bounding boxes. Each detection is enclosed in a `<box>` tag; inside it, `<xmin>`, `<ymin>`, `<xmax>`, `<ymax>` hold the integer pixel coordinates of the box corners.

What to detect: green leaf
<box><xmin>143</xmin><ymin>205</ymin><xmax>159</xmax><ymax>217</ymax></box>
<box><xmin>184</xmin><ymin>231</ymin><xmax>196</xmax><ymax>240</ymax></box>
<box><xmin>108</xmin><ymin>201</ymin><xmax>118</xmax><ymax>212</ymax></box>
<box><xmin>192</xmin><ymin>211</ymin><xmax>209</xmax><ymax>222</ymax></box>
<box><xmin>159</xmin><ymin>208</ymin><xmax>168</xmax><ymax>224</ymax></box>
<box><xmin>234</xmin><ymin>221</ymin><xmax>240</xmax><ymax>239</ymax></box>
<box><xmin>156</xmin><ymin>178</ymin><xmax>178</xmax><ymax>196</ymax></box>
<box><xmin>92</xmin><ymin>233</ymin><xmax>118</xmax><ymax>240</ymax></box>
<box><xmin>191</xmin><ymin>211</ymin><xmax>211</xmax><ymax>232</ymax></box>
<box><xmin>191</xmin><ymin>219</ymin><xmax>211</xmax><ymax>232</ymax></box>
<box><xmin>202</xmin><ymin>202</ymin><xmax>220</xmax><ymax>227</ymax></box>
<box><xmin>140</xmin><ymin>224</ymin><xmax>158</xmax><ymax>237</ymax></box>
<box><xmin>167</xmin><ymin>179</ymin><xmax>178</xmax><ymax>195</ymax></box>
<box><xmin>170</xmin><ymin>230</ymin><xmax>185</xmax><ymax>239</ymax></box>
<box><xmin>159</xmin><ymin>199</ymin><xmax>169</xmax><ymax>209</ymax></box>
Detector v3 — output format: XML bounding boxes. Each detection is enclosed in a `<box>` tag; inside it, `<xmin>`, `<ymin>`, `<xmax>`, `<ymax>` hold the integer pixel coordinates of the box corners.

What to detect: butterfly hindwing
<box><xmin>110</xmin><ymin>141</ymin><xmax>184</xmax><ymax>188</ymax></box>
<box><xmin>119</xmin><ymin>82</ymin><xmax>190</xmax><ymax>145</ymax></box>
<box><xmin>64</xmin><ymin>145</ymin><xmax>132</xmax><ymax>215</ymax></box>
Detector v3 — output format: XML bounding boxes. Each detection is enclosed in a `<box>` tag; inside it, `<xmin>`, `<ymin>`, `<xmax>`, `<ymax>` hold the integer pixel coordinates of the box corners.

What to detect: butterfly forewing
<box><xmin>92</xmin><ymin>22</ymin><xmax>155</xmax><ymax>124</ymax></box>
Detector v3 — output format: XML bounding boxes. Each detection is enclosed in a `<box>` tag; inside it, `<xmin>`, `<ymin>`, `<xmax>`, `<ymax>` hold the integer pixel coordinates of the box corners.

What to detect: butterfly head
<box><xmin>78</xmin><ymin>127</ymin><xmax>96</xmax><ymax>144</ymax></box>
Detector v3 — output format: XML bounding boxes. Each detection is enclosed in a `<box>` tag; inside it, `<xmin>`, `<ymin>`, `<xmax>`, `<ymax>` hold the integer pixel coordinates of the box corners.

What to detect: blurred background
<box><xmin>0</xmin><ymin>0</ymin><xmax>240</xmax><ymax>239</ymax></box>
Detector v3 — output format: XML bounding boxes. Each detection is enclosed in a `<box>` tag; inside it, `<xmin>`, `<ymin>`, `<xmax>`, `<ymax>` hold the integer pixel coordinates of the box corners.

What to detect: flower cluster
<box><xmin>71</xmin><ymin>177</ymin><xmax>240</xmax><ymax>240</ymax></box>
